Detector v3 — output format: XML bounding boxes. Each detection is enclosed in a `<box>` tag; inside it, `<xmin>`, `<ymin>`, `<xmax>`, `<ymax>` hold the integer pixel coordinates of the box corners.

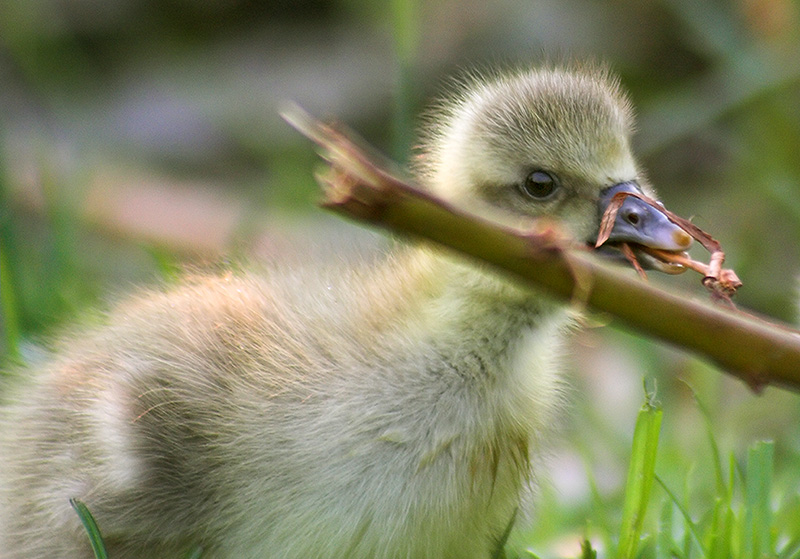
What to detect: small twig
<box><xmin>596</xmin><ymin>191</ymin><xmax>742</xmax><ymax>301</ymax></box>
<box><xmin>620</xmin><ymin>243</ymin><xmax>648</xmax><ymax>280</ymax></box>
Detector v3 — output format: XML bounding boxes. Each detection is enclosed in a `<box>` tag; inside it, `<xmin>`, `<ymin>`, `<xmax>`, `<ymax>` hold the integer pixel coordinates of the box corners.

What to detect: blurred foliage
<box><xmin>1</xmin><ymin>0</ymin><xmax>800</xmax><ymax>556</ymax></box>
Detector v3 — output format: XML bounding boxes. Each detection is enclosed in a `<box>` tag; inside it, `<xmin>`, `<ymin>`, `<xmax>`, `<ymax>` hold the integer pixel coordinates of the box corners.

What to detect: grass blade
<box><xmin>656</xmin><ymin>500</ymin><xmax>674</xmax><ymax>559</ymax></box>
<box><xmin>618</xmin><ymin>385</ymin><xmax>663</xmax><ymax>558</ymax></box>
<box><xmin>0</xmin><ymin>241</ymin><xmax>21</xmax><ymax>363</ymax></box>
<box><xmin>70</xmin><ymin>498</ymin><xmax>108</xmax><ymax>559</ymax></box>
<box><xmin>0</xmin><ymin>159</ymin><xmax>21</xmax><ymax>363</ymax></box>
<box><xmin>655</xmin><ymin>474</ymin><xmax>707</xmax><ymax>558</ymax></box>
<box><xmin>742</xmin><ymin>441</ymin><xmax>774</xmax><ymax>559</ymax></box>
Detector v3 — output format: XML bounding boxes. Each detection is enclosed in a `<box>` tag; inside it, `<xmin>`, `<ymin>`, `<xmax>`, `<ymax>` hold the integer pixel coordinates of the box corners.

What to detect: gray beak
<box><xmin>595</xmin><ymin>182</ymin><xmax>692</xmax><ymax>273</ymax></box>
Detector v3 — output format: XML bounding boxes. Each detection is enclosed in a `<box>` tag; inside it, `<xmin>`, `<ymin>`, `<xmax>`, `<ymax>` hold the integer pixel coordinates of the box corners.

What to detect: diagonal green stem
<box><xmin>283</xmin><ymin>107</ymin><xmax>800</xmax><ymax>394</ymax></box>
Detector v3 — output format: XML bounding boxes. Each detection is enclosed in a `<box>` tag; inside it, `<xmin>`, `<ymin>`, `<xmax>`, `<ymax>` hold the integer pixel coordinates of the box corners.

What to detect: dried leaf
<box><xmin>595</xmin><ymin>192</ymin><xmax>627</xmax><ymax>248</ymax></box>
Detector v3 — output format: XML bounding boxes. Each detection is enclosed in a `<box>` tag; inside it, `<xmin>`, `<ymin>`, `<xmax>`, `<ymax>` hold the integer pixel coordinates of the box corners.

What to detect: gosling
<box><xmin>0</xmin><ymin>65</ymin><xmax>692</xmax><ymax>558</ymax></box>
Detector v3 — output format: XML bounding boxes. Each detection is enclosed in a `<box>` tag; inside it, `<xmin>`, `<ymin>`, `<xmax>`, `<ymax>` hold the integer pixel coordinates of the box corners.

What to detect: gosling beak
<box><xmin>594</xmin><ymin>182</ymin><xmax>693</xmax><ymax>274</ymax></box>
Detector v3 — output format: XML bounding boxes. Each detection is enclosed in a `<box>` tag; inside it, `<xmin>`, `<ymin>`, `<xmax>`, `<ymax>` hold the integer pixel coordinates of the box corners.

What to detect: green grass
<box><xmin>0</xmin><ymin>156</ymin><xmax>22</xmax><ymax>364</ymax></box>
<box><xmin>617</xmin><ymin>385</ymin><xmax>662</xmax><ymax>558</ymax></box>
<box><xmin>506</xmin><ymin>382</ymin><xmax>800</xmax><ymax>559</ymax></box>
<box><xmin>70</xmin><ymin>499</ymin><xmax>108</xmax><ymax>559</ymax></box>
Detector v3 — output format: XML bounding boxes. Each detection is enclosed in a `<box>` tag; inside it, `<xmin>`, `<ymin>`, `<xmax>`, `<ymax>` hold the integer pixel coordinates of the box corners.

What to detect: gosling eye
<box><xmin>520</xmin><ymin>170</ymin><xmax>560</xmax><ymax>200</ymax></box>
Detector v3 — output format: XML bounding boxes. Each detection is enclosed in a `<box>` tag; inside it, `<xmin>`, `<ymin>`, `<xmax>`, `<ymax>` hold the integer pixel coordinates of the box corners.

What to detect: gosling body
<box><xmin>0</xmin><ymin>65</ymin><xmax>688</xmax><ymax>558</ymax></box>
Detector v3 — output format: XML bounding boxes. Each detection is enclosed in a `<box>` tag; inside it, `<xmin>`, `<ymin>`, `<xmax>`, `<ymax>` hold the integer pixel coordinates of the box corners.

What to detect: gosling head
<box><xmin>415</xmin><ymin>65</ymin><xmax>692</xmax><ymax>268</ymax></box>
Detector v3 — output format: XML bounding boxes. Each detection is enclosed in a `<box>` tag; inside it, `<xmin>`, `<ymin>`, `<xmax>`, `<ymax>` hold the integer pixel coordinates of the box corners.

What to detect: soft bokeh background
<box><xmin>2</xmin><ymin>0</ymin><xmax>800</xmax><ymax>555</ymax></box>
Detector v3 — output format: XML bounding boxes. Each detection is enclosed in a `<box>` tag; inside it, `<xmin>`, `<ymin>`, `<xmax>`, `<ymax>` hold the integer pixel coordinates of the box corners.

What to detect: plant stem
<box><xmin>282</xmin><ymin>106</ymin><xmax>800</xmax><ymax>394</ymax></box>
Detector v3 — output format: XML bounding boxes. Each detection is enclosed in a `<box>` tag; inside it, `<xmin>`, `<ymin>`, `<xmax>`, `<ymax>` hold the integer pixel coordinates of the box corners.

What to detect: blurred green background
<box><xmin>1</xmin><ymin>0</ymin><xmax>800</xmax><ymax>556</ymax></box>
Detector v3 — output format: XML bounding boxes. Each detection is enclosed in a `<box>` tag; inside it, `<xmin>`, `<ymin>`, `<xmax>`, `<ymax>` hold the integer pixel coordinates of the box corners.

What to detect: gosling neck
<box><xmin>366</xmin><ymin>244</ymin><xmax>562</xmax><ymax>354</ymax></box>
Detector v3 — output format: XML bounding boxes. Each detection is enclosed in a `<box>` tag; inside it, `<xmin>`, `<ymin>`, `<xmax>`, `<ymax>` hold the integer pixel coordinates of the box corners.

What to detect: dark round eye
<box><xmin>521</xmin><ymin>170</ymin><xmax>559</xmax><ymax>200</ymax></box>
